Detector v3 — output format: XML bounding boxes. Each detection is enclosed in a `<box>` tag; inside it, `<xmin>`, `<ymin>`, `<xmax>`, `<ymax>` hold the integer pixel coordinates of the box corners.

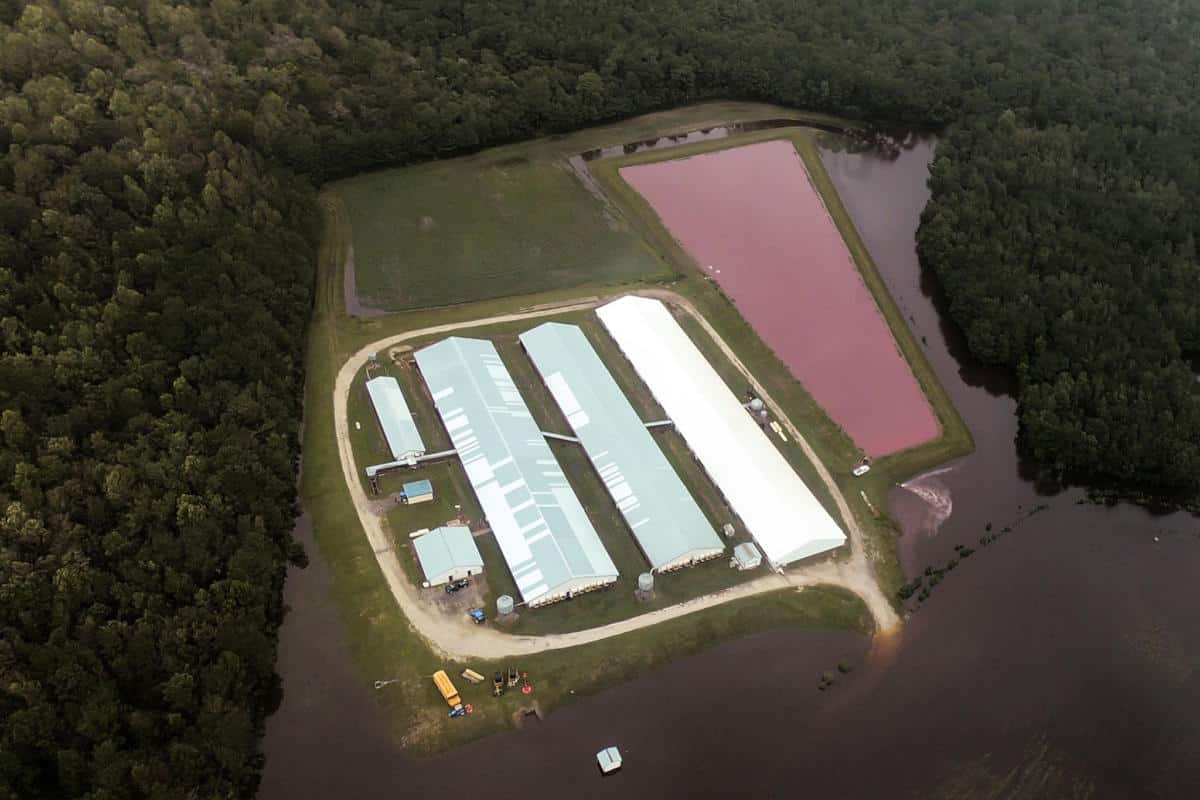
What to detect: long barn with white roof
<box><xmin>365</xmin><ymin>375</ymin><xmax>426</xmax><ymax>461</ymax></box>
<box><xmin>596</xmin><ymin>296</ymin><xmax>847</xmax><ymax>568</ymax></box>
<box><xmin>414</xmin><ymin>337</ymin><xmax>618</xmax><ymax>606</ymax></box>
<box><xmin>520</xmin><ymin>322</ymin><xmax>724</xmax><ymax>572</ymax></box>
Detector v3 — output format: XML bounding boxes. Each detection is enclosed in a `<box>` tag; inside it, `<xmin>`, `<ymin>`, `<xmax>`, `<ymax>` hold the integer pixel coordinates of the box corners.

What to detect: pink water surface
<box><xmin>621</xmin><ymin>139</ymin><xmax>939</xmax><ymax>456</ymax></box>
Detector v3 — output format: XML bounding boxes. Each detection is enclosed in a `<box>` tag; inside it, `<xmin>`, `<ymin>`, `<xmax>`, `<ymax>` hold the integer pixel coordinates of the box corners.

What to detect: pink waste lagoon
<box><xmin>621</xmin><ymin>139</ymin><xmax>939</xmax><ymax>457</ymax></box>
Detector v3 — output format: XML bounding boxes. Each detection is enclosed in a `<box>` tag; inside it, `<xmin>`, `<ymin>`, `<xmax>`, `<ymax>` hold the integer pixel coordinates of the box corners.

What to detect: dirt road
<box><xmin>332</xmin><ymin>291</ymin><xmax>899</xmax><ymax>660</ymax></box>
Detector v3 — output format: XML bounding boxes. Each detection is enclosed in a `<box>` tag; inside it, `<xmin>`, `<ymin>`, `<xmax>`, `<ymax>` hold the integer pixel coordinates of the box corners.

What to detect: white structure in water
<box><xmin>596</xmin><ymin>746</ymin><xmax>623</xmax><ymax>774</ymax></box>
<box><xmin>414</xmin><ymin>337</ymin><xmax>618</xmax><ymax>606</ymax></box>
<box><xmin>597</xmin><ymin>296</ymin><xmax>847</xmax><ymax>568</ymax></box>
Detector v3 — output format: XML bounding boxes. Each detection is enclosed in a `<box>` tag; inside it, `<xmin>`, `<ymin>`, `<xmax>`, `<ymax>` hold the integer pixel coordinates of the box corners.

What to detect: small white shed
<box><xmin>731</xmin><ymin>541</ymin><xmax>763</xmax><ymax>571</ymax></box>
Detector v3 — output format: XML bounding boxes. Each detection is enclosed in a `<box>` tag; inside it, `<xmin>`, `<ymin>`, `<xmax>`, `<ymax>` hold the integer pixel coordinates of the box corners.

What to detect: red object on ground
<box><xmin>621</xmin><ymin>140</ymin><xmax>939</xmax><ymax>457</ymax></box>
<box><xmin>521</xmin><ymin>685</ymin><xmax>531</xmax><ymax>695</ymax></box>
<box><xmin>465</xmin><ymin>704</ymin><xmax>473</xmax><ymax>714</ymax></box>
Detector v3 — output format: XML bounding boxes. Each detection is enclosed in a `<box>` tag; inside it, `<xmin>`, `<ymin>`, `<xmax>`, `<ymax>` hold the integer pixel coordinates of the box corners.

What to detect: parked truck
<box><xmin>432</xmin><ymin>670</ymin><xmax>464</xmax><ymax>716</ymax></box>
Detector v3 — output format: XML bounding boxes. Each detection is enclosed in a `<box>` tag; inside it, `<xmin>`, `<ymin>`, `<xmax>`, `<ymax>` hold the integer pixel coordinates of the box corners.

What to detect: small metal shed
<box><xmin>413</xmin><ymin>525</ymin><xmax>483</xmax><ymax>586</ymax></box>
<box><xmin>732</xmin><ymin>541</ymin><xmax>763</xmax><ymax>571</ymax></box>
<box><xmin>596</xmin><ymin>746</ymin><xmax>622</xmax><ymax>774</ymax></box>
<box><xmin>401</xmin><ymin>479</ymin><xmax>434</xmax><ymax>505</ymax></box>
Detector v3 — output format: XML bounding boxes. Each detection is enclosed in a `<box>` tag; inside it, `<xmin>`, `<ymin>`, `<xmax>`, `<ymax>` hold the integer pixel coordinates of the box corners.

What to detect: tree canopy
<box><xmin>2</xmin><ymin>0</ymin><xmax>1199</xmax><ymax>797</ymax></box>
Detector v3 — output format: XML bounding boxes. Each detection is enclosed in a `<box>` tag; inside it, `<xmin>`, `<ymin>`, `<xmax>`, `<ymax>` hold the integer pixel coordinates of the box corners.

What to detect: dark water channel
<box><xmin>578</xmin><ymin>118</ymin><xmax>811</xmax><ymax>161</ymax></box>
<box><xmin>263</xmin><ymin>134</ymin><xmax>1200</xmax><ymax>799</ymax></box>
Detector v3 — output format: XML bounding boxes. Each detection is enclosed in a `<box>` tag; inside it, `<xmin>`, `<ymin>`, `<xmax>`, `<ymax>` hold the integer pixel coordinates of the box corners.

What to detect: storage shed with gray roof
<box><xmin>412</xmin><ymin>525</ymin><xmax>483</xmax><ymax>586</ymax></box>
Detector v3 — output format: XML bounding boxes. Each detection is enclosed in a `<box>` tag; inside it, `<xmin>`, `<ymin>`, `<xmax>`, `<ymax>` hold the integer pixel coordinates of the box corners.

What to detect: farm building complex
<box><xmin>597</xmin><ymin>296</ymin><xmax>847</xmax><ymax>567</ymax></box>
<box><xmin>414</xmin><ymin>337</ymin><xmax>619</xmax><ymax>606</ymax></box>
<box><xmin>520</xmin><ymin>322</ymin><xmax>724</xmax><ymax>572</ymax></box>
<box><xmin>364</xmin><ymin>375</ymin><xmax>426</xmax><ymax>474</ymax></box>
<box><xmin>412</xmin><ymin>525</ymin><xmax>484</xmax><ymax>587</ymax></box>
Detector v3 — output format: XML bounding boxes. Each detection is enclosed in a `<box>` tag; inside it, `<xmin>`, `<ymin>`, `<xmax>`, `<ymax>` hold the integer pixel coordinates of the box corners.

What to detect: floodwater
<box><xmin>620</xmin><ymin>139</ymin><xmax>939</xmax><ymax>457</ymax></box>
<box><xmin>261</xmin><ymin>132</ymin><xmax>1200</xmax><ymax>800</ymax></box>
<box><xmin>577</xmin><ymin>118</ymin><xmax>807</xmax><ymax>162</ymax></box>
<box><xmin>343</xmin><ymin>245</ymin><xmax>386</xmax><ymax>318</ymax></box>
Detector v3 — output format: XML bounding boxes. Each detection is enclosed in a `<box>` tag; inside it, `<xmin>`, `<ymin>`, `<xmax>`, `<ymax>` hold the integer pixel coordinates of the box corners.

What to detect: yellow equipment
<box><xmin>432</xmin><ymin>670</ymin><xmax>462</xmax><ymax>710</ymax></box>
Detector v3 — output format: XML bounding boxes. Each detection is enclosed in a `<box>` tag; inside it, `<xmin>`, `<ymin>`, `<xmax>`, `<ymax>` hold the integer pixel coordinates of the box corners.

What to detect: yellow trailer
<box><xmin>461</xmin><ymin>668</ymin><xmax>485</xmax><ymax>684</ymax></box>
<box><xmin>432</xmin><ymin>670</ymin><xmax>462</xmax><ymax>710</ymax></box>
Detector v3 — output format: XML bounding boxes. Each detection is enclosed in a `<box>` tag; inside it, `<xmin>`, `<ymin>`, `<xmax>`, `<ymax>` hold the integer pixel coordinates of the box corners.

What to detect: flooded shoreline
<box><xmin>265</xmin><ymin>134</ymin><xmax>1200</xmax><ymax>800</ymax></box>
<box><xmin>342</xmin><ymin>244</ymin><xmax>387</xmax><ymax>318</ymax></box>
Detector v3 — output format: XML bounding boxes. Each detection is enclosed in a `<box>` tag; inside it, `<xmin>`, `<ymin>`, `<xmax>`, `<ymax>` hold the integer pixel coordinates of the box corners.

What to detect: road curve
<box><xmin>331</xmin><ymin>291</ymin><xmax>899</xmax><ymax>660</ymax></box>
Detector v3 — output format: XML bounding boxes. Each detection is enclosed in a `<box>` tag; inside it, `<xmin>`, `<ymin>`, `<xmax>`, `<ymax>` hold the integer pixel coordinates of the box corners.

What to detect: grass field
<box><xmin>302</xmin><ymin>102</ymin><xmax>971</xmax><ymax>755</ymax></box>
<box><xmin>331</xmin><ymin>102</ymin><xmax>855</xmax><ymax>311</ymax></box>
<box><xmin>336</xmin><ymin>158</ymin><xmax>666</xmax><ymax>310</ymax></box>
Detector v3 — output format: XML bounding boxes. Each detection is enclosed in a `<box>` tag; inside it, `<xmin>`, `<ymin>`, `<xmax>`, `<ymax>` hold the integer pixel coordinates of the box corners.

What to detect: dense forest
<box><xmin>2</xmin><ymin>0</ymin><xmax>1198</xmax><ymax>797</ymax></box>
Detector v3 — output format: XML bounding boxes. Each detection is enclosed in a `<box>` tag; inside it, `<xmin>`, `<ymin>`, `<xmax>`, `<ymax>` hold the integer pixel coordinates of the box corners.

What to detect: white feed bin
<box><xmin>637</xmin><ymin>572</ymin><xmax>654</xmax><ymax>592</ymax></box>
<box><xmin>749</xmin><ymin>397</ymin><xmax>765</xmax><ymax>412</ymax></box>
<box><xmin>497</xmin><ymin>595</ymin><xmax>515</xmax><ymax>616</ymax></box>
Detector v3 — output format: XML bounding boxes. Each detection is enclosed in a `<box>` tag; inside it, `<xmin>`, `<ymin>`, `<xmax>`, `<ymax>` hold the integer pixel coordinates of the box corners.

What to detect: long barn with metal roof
<box><xmin>413</xmin><ymin>337</ymin><xmax>618</xmax><ymax>606</ymax></box>
<box><xmin>597</xmin><ymin>296</ymin><xmax>847</xmax><ymax>568</ymax></box>
<box><xmin>365</xmin><ymin>375</ymin><xmax>426</xmax><ymax>462</ymax></box>
<box><xmin>520</xmin><ymin>322</ymin><xmax>724</xmax><ymax>572</ymax></box>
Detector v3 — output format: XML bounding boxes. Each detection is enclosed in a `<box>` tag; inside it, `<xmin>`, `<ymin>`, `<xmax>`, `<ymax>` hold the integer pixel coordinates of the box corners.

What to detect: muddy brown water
<box><xmin>262</xmin><ymin>134</ymin><xmax>1200</xmax><ymax>799</ymax></box>
<box><xmin>342</xmin><ymin>246</ymin><xmax>387</xmax><ymax>318</ymax></box>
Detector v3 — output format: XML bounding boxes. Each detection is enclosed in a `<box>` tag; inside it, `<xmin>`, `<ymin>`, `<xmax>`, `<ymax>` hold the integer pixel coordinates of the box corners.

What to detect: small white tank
<box><xmin>637</xmin><ymin>572</ymin><xmax>654</xmax><ymax>592</ymax></box>
<box><xmin>749</xmin><ymin>397</ymin><xmax>765</xmax><ymax>412</ymax></box>
<box><xmin>497</xmin><ymin>595</ymin><xmax>515</xmax><ymax>616</ymax></box>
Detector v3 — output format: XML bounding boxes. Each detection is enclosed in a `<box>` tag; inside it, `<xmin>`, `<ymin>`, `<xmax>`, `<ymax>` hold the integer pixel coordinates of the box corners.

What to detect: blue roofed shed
<box><xmin>401</xmin><ymin>479</ymin><xmax>434</xmax><ymax>504</ymax></box>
